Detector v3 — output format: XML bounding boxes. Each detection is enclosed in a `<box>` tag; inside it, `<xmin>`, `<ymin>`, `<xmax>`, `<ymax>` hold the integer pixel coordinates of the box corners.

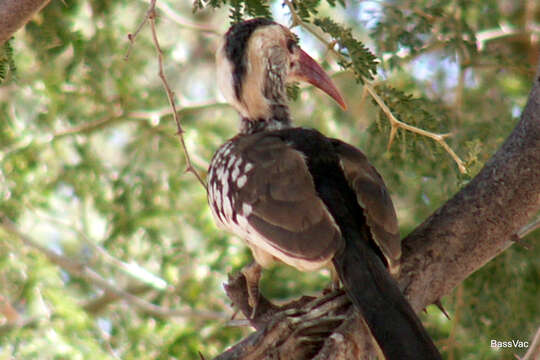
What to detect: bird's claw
<box><xmin>241</xmin><ymin>262</ymin><xmax>262</xmax><ymax>319</ymax></box>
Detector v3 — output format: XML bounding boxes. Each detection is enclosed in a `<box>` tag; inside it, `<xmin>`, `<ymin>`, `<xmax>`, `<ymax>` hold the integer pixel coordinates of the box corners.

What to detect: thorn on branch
<box><xmin>516</xmin><ymin>215</ymin><xmax>540</xmax><ymax>240</ymax></box>
<box><xmin>387</xmin><ymin>124</ymin><xmax>399</xmax><ymax>150</ymax></box>
<box><xmin>148</xmin><ymin>7</ymin><xmax>156</xmax><ymax>21</ymax></box>
<box><xmin>124</xmin><ymin>0</ymin><xmax>156</xmax><ymax>60</ymax></box>
<box><xmin>433</xmin><ymin>299</ymin><xmax>451</xmax><ymax>319</ymax></box>
<box><xmin>511</xmin><ymin>235</ymin><xmax>532</xmax><ymax>250</ymax></box>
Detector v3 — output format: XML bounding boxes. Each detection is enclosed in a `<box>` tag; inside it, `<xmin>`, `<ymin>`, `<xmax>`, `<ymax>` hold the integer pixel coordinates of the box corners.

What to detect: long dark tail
<box><xmin>332</xmin><ymin>236</ymin><xmax>441</xmax><ymax>360</ymax></box>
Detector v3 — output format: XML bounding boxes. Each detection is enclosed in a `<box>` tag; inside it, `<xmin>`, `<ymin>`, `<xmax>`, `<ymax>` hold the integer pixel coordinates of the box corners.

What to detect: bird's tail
<box><xmin>332</xmin><ymin>236</ymin><xmax>441</xmax><ymax>360</ymax></box>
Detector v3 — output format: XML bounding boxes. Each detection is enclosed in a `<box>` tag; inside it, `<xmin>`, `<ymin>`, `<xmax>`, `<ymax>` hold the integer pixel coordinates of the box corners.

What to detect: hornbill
<box><xmin>208</xmin><ymin>18</ymin><xmax>441</xmax><ymax>360</ymax></box>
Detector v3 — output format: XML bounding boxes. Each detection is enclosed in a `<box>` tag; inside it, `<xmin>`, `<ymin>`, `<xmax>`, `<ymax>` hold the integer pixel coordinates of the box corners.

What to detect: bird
<box><xmin>207</xmin><ymin>17</ymin><xmax>441</xmax><ymax>360</ymax></box>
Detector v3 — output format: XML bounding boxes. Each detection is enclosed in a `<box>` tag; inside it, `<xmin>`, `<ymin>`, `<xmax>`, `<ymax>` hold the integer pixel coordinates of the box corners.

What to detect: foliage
<box><xmin>287</xmin><ymin>0</ymin><xmax>346</xmax><ymax>21</ymax></box>
<box><xmin>286</xmin><ymin>82</ymin><xmax>300</xmax><ymax>101</ymax></box>
<box><xmin>0</xmin><ymin>0</ymin><xmax>538</xmax><ymax>359</ymax></box>
<box><xmin>314</xmin><ymin>16</ymin><xmax>378</xmax><ymax>83</ymax></box>
<box><xmin>194</xmin><ymin>0</ymin><xmax>272</xmax><ymax>23</ymax></box>
<box><xmin>0</xmin><ymin>38</ymin><xmax>17</xmax><ymax>83</ymax></box>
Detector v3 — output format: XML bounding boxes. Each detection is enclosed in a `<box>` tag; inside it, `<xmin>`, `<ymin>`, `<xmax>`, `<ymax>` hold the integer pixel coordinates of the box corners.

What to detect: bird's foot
<box><xmin>322</xmin><ymin>266</ymin><xmax>342</xmax><ymax>295</ymax></box>
<box><xmin>241</xmin><ymin>262</ymin><xmax>262</xmax><ymax>319</ymax></box>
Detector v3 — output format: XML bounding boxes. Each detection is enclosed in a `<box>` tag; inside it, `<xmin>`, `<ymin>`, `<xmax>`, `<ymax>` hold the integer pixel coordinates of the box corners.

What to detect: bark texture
<box><xmin>213</xmin><ymin>61</ymin><xmax>540</xmax><ymax>359</ymax></box>
<box><xmin>0</xmin><ymin>0</ymin><xmax>51</xmax><ymax>45</ymax></box>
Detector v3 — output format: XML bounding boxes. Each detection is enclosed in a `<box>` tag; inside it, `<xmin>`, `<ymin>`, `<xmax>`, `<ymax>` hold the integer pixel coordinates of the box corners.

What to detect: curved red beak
<box><xmin>291</xmin><ymin>48</ymin><xmax>347</xmax><ymax>110</ymax></box>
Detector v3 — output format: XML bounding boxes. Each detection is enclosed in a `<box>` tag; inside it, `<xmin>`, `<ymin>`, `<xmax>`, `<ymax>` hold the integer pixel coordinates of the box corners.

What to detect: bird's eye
<box><xmin>286</xmin><ymin>39</ymin><xmax>296</xmax><ymax>53</ymax></box>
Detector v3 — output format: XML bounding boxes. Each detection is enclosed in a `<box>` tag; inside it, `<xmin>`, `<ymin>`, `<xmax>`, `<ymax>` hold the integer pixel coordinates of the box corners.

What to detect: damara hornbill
<box><xmin>207</xmin><ymin>18</ymin><xmax>441</xmax><ymax>359</ymax></box>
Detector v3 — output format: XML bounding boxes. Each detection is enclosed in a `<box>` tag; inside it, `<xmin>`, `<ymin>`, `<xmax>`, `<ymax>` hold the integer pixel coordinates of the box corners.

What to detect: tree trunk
<box><xmin>0</xmin><ymin>0</ymin><xmax>51</xmax><ymax>45</ymax></box>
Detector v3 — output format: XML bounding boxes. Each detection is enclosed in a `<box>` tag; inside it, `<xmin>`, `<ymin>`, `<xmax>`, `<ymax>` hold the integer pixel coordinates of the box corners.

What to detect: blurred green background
<box><xmin>0</xmin><ymin>0</ymin><xmax>538</xmax><ymax>359</ymax></box>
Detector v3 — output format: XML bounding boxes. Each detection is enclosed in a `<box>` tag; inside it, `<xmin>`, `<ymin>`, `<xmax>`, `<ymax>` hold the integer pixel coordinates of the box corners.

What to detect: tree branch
<box><xmin>0</xmin><ymin>0</ymin><xmax>51</xmax><ymax>45</ymax></box>
<box><xmin>521</xmin><ymin>326</ymin><xmax>540</xmax><ymax>360</ymax></box>
<box><xmin>0</xmin><ymin>215</ymin><xmax>228</xmax><ymax>321</ymax></box>
<box><xmin>138</xmin><ymin>0</ymin><xmax>219</xmax><ymax>35</ymax></box>
<box><xmin>82</xmin><ymin>284</ymin><xmax>153</xmax><ymax>315</ymax></box>
<box><xmin>365</xmin><ymin>85</ymin><xmax>466</xmax><ymax>173</ymax></box>
<box><xmin>126</xmin><ymin>0</ymin><xmax>208</xmax><ymax>189</ymax></box>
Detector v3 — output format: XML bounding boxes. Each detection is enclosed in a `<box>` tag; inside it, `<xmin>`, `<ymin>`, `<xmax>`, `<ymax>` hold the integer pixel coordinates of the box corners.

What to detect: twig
<box><xmin>0</xmin><ymin>295</ymin><xmax>19</xmax><ymax>324</ymax></box>
<box><xmin>24</xmin><ymin>207</ymin><xmax>170</xmax><ymax>291</ymax></box>
<box><xmin>366</xmin><ymin>85</ymin><xmax>466</xmax><ymax>173</ymax></box>
<box><xmin>1</xmin><ymin>101</ymin><xmax>228</xmax><ymax>164</ymax></box>
<box><xmin>83</xmin><ymin>284</ymin><xmax>153</xmax><ymax>314</ymax></box>
<box><xmin>146</xmin><ymin>1</ymin><xmax>207</xmax><ymax>189</ymax></box>
<box><xmin>455</xmin><ymin>62</ymin><xmax>465</xmax><ymax>118</ymax></box>
<box><xmin>520</xmin><ymin>326</ymin><xmax>540</xmax><ymax>360</ymax></box>
<box><xmin>54</xmin><ymin>101</ymin><xmax>229</xmax><ymax>140</ymax></box>
<box><xmin>0</xmin><ymin>316</ymin><xmax>41</xmax><ymax>336</ymax></box>
<box><xmin>124</xmin><ymin>0</ymin><xmax>207</xmax><ymax>189</ymax></box>
<box><xmin>52</xmin><ymin>114</ymin><xmax>123</xmax><ymax>139</ymax></box>
<box><xmin>144</xmin><ymin>0</ymin><xmax>219</xmax><ymax>35</ymax></box>
<box><xmin>284</xmin><ymin>0</ymin><xmax>467</xmax><ymax>174</ymax></box>
<box><xmin>0</xmin><ymin>215</ymin><xmax>226</xmax><ymax>321</ymax></box>
<box><xmin>124</xmin><ymin>2</ymin><xmax>153</xmax><ymax>60</ymax></box>
<box><xmin>476</xmin><ymin>24</ymin><xmax>540</xmax><ymax>51</ymax></box>
<box><xmin>2</xmin><ymin>116</ymin><xmax>124</xmax><ymax>162</ymax></box>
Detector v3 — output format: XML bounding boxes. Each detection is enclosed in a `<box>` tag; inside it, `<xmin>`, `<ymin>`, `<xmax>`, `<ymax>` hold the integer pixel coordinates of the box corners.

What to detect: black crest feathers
<box><xmin>225</xmin><ymin>18</ymin><xmax>275</xmax><ymax>100</ymax></box>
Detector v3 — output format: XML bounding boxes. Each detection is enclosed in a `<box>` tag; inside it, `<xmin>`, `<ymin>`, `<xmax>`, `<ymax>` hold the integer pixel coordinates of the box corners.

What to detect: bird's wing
<box><xmin>229</xmin><ymin>133</ymin><xmax>342</xmax><ymax>270</ymax></box>
<box><xmin>330</xmin><ymin>138</ymin><xmax>401</xmax><ymax>272</ymax></box>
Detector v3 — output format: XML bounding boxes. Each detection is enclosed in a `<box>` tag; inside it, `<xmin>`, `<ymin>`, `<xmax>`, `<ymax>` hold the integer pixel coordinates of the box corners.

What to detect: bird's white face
<box><xmin>216</xmin><ymin>41</ymin><xmax>244</xmax><ymax>113</ymax></box>
<box><xmin>216</xmin><ymin>23</ymin><xmax>346</xmax><ymax>120</ymax></box>
<box><xmin>217</xmin><ymin>24</ymin><xmax>293</xmax><ymax>119</ymax></box>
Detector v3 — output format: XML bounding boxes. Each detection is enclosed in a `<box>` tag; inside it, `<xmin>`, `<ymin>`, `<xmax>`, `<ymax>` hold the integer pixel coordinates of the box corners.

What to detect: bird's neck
<box><xmin>240</xmin><ymin>67</ymin><xmax>291</xmax><ymax>134</ymax></box>
<box><xmin>240</xmin><ymin>103</ymin><xmax>291</xmax><ymax>134</ymax></box>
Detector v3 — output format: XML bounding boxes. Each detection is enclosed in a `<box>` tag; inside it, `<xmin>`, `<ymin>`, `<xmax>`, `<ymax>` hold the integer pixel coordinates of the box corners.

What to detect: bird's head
<box><xmin>217</xmin><ymin>18</ymin><xmax>346</xmax><ymax>132</ymax></box>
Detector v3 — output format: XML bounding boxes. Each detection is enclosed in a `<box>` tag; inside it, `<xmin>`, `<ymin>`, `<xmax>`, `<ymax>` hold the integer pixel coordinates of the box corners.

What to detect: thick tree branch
<box><xmin>0</xmin><ymin>0</ymin><xmax>51</xmax><ymax>45</ymax></box>
<box><xmin>212</xmin><ymin>60</ymin><xmax>540</xmax><ymax>359</ymax></box>
<box><xmin>398</xmin><ymin>62</ymin><xmax>540</xmax><ymax>311</ymax></box>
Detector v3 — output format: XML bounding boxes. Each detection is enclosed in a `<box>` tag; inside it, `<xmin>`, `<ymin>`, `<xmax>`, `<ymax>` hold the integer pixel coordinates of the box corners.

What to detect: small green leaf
<box><xmin>313</xmin><ymin>17</ymin><xmax>378</xmax><ymax>84</ymax></box>
<box><xmin>286</xmin><ymin>82</ymin><xmax>300</xmax><ymax>101</ymax></box>
<box><xmin>0</xmin><ymin>38</ymin><xmax>16</xmax><ymax>83</ymax></box>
